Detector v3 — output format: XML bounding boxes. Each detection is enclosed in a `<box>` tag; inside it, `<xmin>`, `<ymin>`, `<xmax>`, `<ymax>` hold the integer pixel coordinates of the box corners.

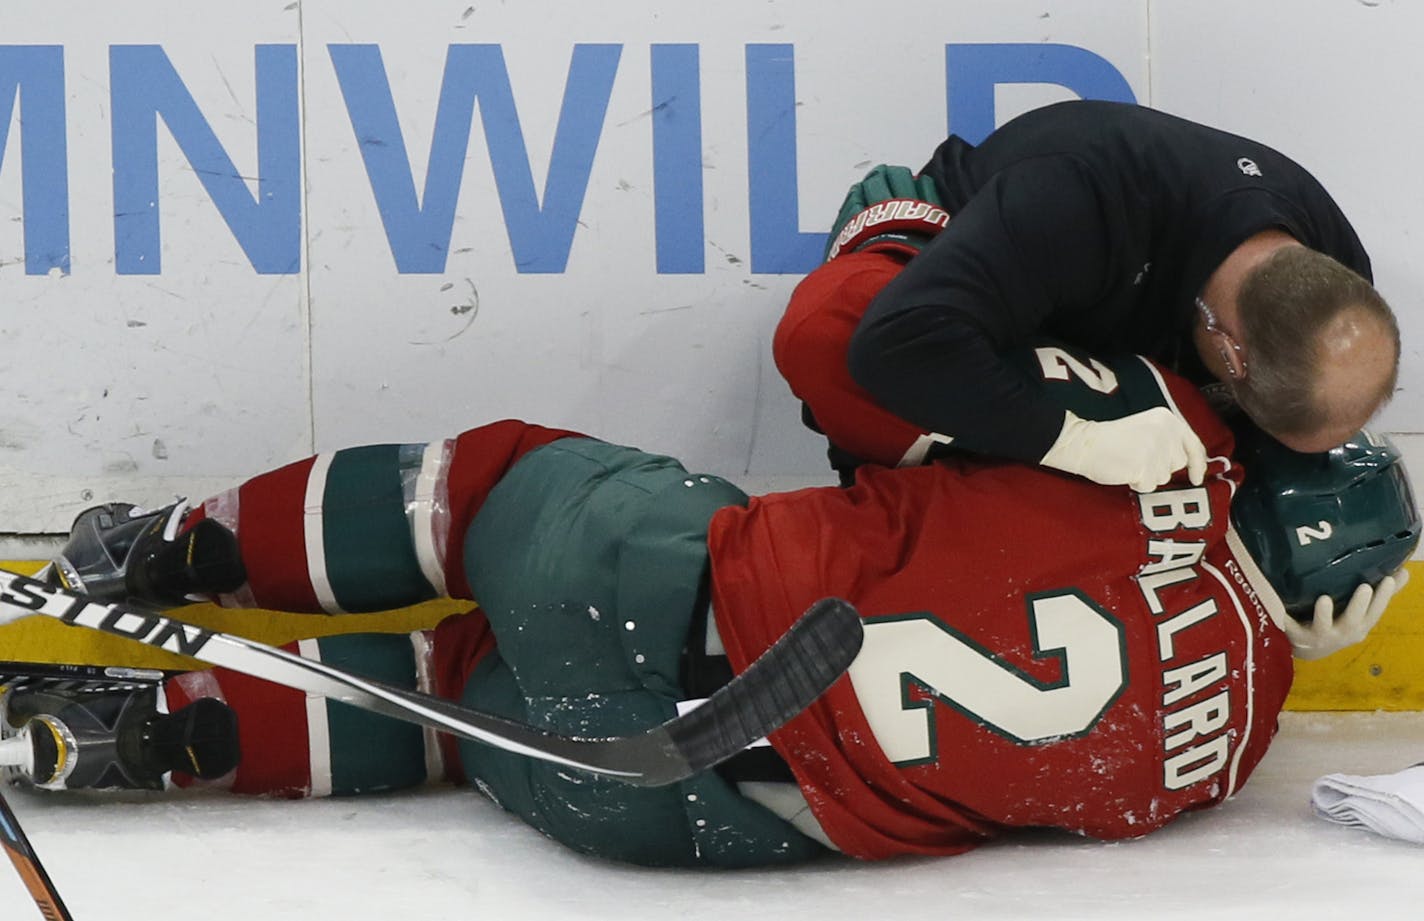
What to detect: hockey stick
<box><xmin>0</xmin><ymin>660</ymin><xmax>172</xmax><ymax>688</ymax></box>
<box><xmin>0</xmin><ymin>785</ymin><xmax>73</xmax><ymax>920</ymax></box>
<box><xmin>0</xmin><ymin>569</ymin><xmax>862</xmax><ymax>787</ymax></box>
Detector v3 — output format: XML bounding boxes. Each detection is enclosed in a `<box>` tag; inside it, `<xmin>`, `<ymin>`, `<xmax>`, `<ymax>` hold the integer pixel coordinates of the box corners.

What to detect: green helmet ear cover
<box><xmin>1229</xmin><ymin>425</ymin><xmax>1421</xmax><ymax>617</ymax></box>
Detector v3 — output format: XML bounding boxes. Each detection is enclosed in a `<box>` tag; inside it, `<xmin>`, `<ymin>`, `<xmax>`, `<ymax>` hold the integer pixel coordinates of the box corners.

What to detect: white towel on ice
<box><xmin>1312</xmin><ymin>764</ymin><xmax>1424</xmax><ymax>844</ymax></box>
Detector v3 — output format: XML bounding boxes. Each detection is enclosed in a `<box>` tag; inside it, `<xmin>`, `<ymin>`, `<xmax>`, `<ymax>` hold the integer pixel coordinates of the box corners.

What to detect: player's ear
<box><xmin>1208</xmin><ymin>327</ymin><xmax>1248</xmax><ymax>382</ymax></box>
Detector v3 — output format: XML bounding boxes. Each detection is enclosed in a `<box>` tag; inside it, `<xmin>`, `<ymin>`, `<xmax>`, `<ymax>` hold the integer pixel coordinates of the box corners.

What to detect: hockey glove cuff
<box><xmin>825</xmin><ymin>164</ymin><xmax>949</xmax><ymax>261</ymax></box>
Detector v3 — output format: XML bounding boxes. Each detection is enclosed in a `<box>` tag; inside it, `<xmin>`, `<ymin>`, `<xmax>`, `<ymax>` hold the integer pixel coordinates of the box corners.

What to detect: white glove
<box><xmin>1283</xmin><ymin>569</ymin><xmax>1409</xmax><ymax>661</ymax></box>
<box><xmin>1039</xmin><ymin>407</ymin><xmax>1208</xmax><ymax>492</ymax></box>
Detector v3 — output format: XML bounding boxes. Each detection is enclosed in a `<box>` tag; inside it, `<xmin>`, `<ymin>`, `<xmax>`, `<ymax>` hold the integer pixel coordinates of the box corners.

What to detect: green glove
<box><xmin>824</xmin><ymin>164</ymin><xmax>949</xmax><ymax>261</ymax></box>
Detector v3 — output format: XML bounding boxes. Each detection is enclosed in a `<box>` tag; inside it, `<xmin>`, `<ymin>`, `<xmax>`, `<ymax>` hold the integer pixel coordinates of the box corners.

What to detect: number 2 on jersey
<box><xmin>847</xmin><ymin>591</ymin><xmax>1128</xmax><ymax>765</ymax></box>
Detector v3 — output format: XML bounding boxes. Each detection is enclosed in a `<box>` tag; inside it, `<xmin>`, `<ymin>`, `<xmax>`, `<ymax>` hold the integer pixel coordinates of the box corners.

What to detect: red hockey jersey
<box><xmin>708</xmin><ymin>351</ymin><xmax>1295</xmax><ymax>859</ymax></box>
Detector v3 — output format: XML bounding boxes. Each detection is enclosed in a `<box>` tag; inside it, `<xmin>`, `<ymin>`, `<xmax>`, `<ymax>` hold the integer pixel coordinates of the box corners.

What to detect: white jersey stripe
<box><xmin>298</xmin><ymin>638</ymin><xmax>334</xmax><ymax>798</ymax></box>
<box><xmin>409</xmin><ymin>629</ymin><xmax>446</xmax><ymax>784</ymax></box>
<box><xmin>1199</xmin><ymin>558</ymin><xmax>1256</xmax><ymax>800</ymax></box>
<box><xmin>303</xmin><ymin>452</ymin><xmax>345</xmax><ymax>614</ymax></box>
<box><xmin>411</xmin><ymin>440</ymin><xmax>453</xmax><ymax>598</ymax></box>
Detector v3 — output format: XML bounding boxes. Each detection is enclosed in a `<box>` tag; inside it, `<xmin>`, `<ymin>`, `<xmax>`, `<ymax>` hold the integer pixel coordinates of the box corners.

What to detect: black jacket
<box><xmin>848</xmin><ymin>100</ymin><xmax>1370</xmax><ymax>462</ymax></box>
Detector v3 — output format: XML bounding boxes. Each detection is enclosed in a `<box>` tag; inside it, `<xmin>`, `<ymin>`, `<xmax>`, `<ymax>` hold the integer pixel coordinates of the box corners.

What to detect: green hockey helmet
<box><xmin>1230</xmin><ymin>426</ymin><xmax>1420</xmax><ymax>615</ymax></box>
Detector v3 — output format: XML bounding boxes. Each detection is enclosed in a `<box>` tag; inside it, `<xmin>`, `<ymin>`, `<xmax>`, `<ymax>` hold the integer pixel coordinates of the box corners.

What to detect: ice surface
<box><xmin>3</xmin><ymin>711</ymin><xmax>1424</xmax><ymax>921</ymax></box>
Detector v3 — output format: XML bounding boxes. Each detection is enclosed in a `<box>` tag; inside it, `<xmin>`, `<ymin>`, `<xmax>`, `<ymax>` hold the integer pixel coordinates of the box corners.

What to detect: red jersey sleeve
<box><xmin>775</xmin><ymin>252</ymin><xmax>959</xmax><ymax>468</ymax></box>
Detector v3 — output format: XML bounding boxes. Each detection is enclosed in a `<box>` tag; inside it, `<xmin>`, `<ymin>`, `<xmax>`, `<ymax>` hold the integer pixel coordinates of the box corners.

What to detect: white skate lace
<box><xmin>125</xmin><ymin>498</ymin><xmax>191</xmax><ymax>542</ymax></box>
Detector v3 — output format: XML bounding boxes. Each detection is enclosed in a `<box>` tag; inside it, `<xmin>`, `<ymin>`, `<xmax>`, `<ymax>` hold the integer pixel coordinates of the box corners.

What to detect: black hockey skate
<box><xmin>47</xmin><ymin>501</ymin><xmax>247</xmax><ymax>607</ymax></box>
<box><xmin>0</xmin><ymin>662</ymin><xmax>240</xmax><ymax>791</ymax></box>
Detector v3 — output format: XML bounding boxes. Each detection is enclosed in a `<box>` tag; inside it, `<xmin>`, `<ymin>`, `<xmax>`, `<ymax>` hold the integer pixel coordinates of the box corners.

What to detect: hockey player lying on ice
<box><xmin>1</xmin><ymin>341</ymin><xmax>1418</xmax><ymax>867</ymax></box>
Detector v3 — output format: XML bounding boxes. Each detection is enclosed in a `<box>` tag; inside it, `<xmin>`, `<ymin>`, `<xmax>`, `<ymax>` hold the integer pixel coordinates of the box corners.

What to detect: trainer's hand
<box><xmin>1283</xmin><ymin>569</ymin><xmax>1408</xmax><ymax>661</ymax></box>
<box><xmin>1039</xmin><ymin>408</ymin><xmax>1208</xmax><ymax>493</ymax></box>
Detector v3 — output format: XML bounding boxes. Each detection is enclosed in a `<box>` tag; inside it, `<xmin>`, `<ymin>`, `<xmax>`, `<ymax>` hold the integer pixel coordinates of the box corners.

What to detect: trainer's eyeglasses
<box><xmin>1195</xmin><ymin>297</ymin><xmax>1248</xmax><ymax>382</ymax></box>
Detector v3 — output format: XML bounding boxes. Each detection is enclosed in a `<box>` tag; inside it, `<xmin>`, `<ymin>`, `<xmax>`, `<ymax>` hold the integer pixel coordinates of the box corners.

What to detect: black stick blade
<box><xmin>395</xmin><ymin>597</ymin><xmax>864</xmax><ymax>788</ymax></box>
<box><xmin>655</xmin><ymin>596</ymin><xmax>864</xmax><ymax>782</ymax></box>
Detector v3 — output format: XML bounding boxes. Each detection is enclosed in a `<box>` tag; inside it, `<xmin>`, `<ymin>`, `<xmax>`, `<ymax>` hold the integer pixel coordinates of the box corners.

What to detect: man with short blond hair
<box><xmin>1219</xmin><ymin>241</ymin><xmax>1399</xmax><ymax>453</ymax></box>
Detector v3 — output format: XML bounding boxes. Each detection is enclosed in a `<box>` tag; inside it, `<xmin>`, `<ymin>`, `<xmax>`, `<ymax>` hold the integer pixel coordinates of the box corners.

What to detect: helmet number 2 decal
<box><xmin>847</xmin><ymin>591</ymin><xmax>1128</xmax><ymax>765</ymax></box>
<box><xmin>1295</xmin><ymin>521</ymin><xmax>1334</xmax><ymax>546</ymax></box>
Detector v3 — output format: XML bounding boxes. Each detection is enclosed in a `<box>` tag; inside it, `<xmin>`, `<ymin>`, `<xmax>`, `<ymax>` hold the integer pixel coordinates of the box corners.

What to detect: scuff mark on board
<box><xmin>639</xmin><ymin>303</ymin><xmax>694</xmax><ymax>317</ymax></box>
<box><xmin>408</xmin><ymin>278</ymin><xmax>480</xmax><ymax>345</ymax></box>
<box><xmin>616</xmin><ymin>98</ymin><xmax>673</xmax><ymax>127</ymax></box>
